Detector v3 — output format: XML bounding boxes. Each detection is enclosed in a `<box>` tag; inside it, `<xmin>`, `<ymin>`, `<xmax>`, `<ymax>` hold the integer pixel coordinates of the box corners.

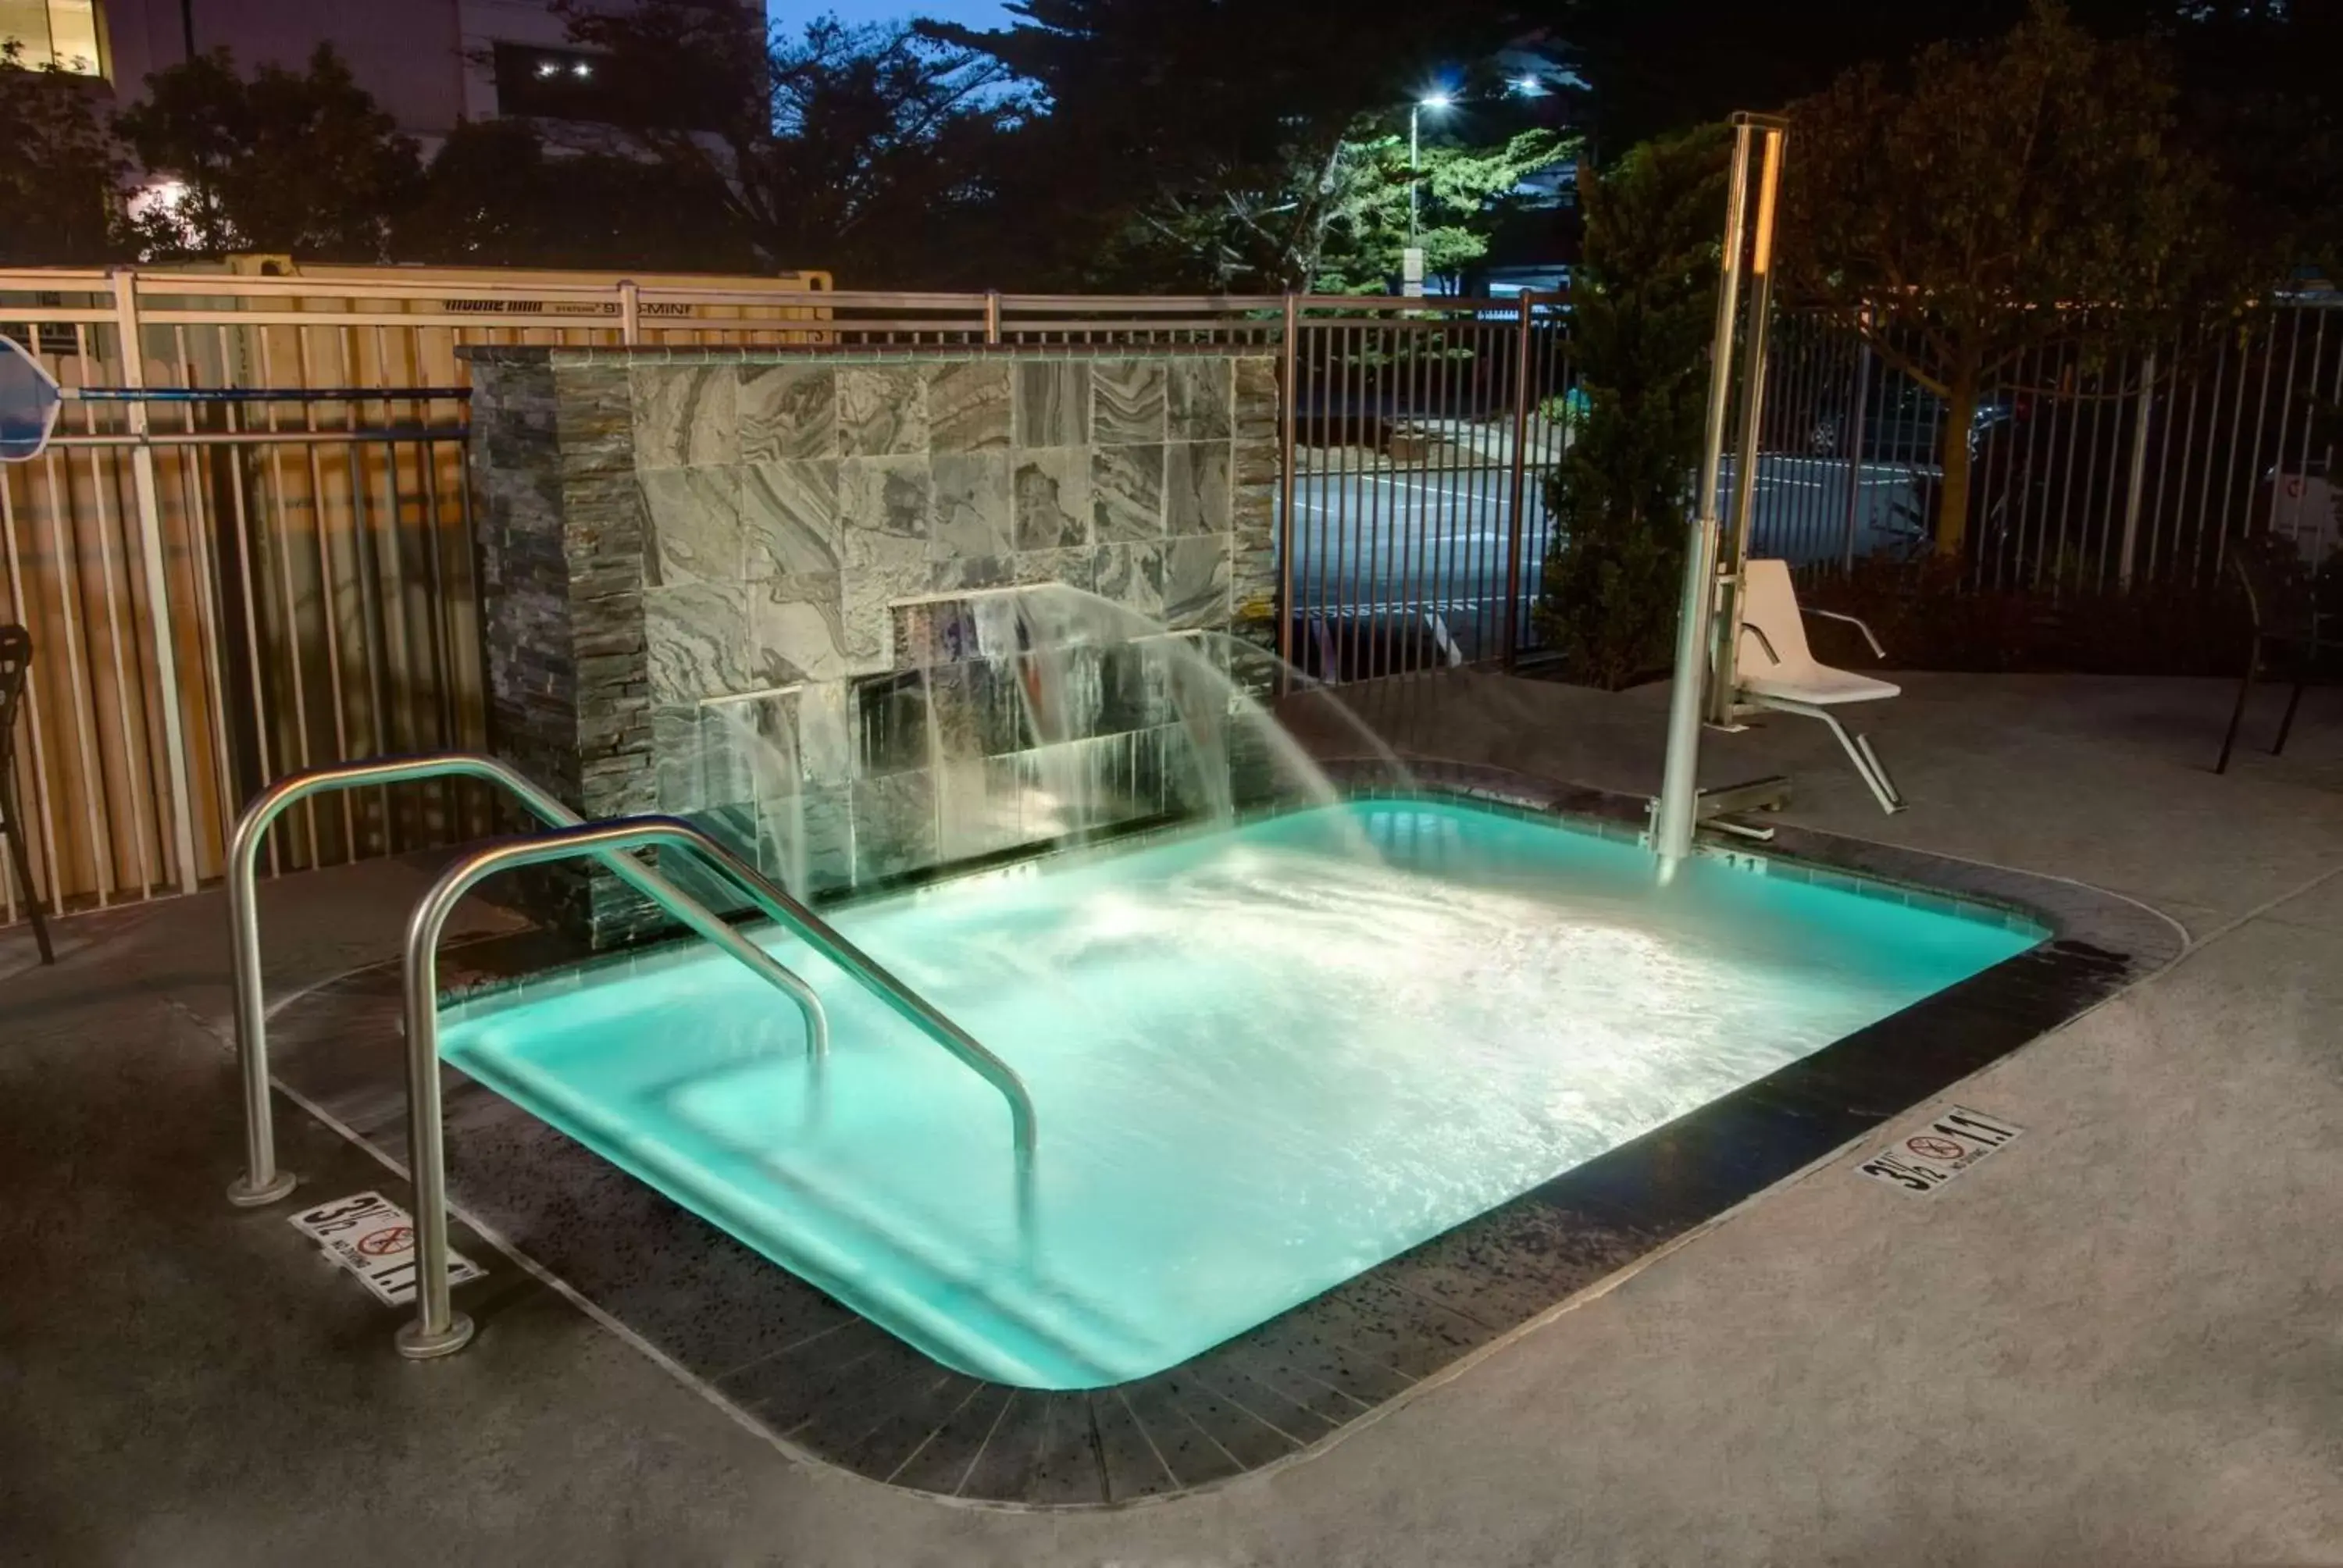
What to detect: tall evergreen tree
<box><xmin>1532</xmin><ymin>125</ymin><xmax>1727</xmax><ymax>688</ymax></box>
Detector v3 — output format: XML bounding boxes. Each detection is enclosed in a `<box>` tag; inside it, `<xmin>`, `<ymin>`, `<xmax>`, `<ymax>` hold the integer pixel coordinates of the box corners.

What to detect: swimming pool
<box><xmin>440</xmin><ymin>796</ymin><xmax>2038</xmax><ymax>1389</ymax></box>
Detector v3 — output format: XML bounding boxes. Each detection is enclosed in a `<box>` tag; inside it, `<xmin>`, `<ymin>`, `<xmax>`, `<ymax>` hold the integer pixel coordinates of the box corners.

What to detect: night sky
<box><xmin>767</xmin><ymin>0</ymin><xmax>1016</xmax><ymax>27</ymax></box>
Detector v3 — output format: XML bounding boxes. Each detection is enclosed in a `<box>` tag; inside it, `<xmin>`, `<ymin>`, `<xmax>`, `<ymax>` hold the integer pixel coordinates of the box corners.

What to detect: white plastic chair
<box><xmin>1735</xmin><ymin>559</ymin><xmax>1905</xmax><ymax>813</ymax></box>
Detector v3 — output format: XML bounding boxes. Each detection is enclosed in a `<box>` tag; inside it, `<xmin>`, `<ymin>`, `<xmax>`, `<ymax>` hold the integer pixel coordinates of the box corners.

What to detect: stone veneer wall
<box><xmin>465</xmin><ymin>343</ymin><xmax>1281</xmax><ymax>944</ymax></box>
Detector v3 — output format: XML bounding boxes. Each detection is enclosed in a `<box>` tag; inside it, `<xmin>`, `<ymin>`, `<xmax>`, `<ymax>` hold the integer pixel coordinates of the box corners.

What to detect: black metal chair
<box><xmin>1</xmin><ymin>624</ymin><xmax>54</xmax><ymax>963</ymax></box>
<box><xmin>2216</xmin><ymin>533</ymin><xmax>2337</xmax><ymax>775</ymax></box>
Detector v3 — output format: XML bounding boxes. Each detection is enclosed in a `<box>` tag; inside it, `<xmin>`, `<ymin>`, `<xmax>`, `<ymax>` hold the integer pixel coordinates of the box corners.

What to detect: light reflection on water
<box><xmin>445</xmin><ymin>800</ymin><xmax>2034</xmax><ymax>1389</ymax></box>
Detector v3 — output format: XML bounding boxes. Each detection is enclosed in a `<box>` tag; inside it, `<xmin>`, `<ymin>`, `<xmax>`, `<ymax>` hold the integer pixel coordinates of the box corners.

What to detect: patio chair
<box><xmin>1735</xmin><ymin>558</ymin><xmax>1906</xmax><ymax>814</ymax></box>
<box><xmin>2215</xmin><ymin>533</ymin><xmax>2337</xmax><ymax>775</ymax></box>
<box><xmin>1</xmin><ymin>623</ymin><xmax>54</xmax><ymax>964</ymax></box>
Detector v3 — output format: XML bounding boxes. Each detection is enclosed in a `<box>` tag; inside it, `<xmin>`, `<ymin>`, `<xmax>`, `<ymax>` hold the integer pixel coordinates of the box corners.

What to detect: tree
<box><xmin>0</xmin><ymin>47</ymin><xmax>127</xmax><ymax>265</ymax></box>
<box><xmin>1777</xmin><ymin>3</ymin><xmax>2232</xmax><ymax>558</ymax></box>
<box><xmin>394</xmin><ymin>119</ymin><xmax>752</xmax><ymax>272</ymax></box>
<box><xmin>114</xmin><ymin>45</ymin><xmax>422</xmax><ymax>260</ymax></box>
<box><xmin>560</xmin><ymin>3</ymin><xmax>1022</xmax><ymax>286</ymax></box>
<box><xmin>926</xmin><ymin>0</ymin><xmax>1528</xmax><ymax>288</ymax></box>
<box><xmin>1136</xmin><ymin>119</ymin><xmax>1572</xmax><ymax>292</ymax></box>
<box><xmin>1532</xmin><ymin>126</ymin><xmax>1727</xmax><ymax>687</ymax></box>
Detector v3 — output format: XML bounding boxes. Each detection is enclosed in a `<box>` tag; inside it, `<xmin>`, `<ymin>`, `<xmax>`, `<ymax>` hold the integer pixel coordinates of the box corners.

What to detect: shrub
<box><xmin>1532</xmin><ymin>126</ymin><xmax>1725</xmax><ymax>689</ymax></box>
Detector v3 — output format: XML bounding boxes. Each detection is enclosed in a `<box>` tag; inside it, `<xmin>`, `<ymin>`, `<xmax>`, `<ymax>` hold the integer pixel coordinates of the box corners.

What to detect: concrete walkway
<box><xmin>5</xmin><ymin>674</ymin><xmax>2342</xmax><ymax>1566</ymax></box>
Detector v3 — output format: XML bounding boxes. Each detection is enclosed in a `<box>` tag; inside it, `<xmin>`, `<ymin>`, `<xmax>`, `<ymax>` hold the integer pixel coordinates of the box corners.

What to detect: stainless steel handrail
<box><xmin>224</xmin><ymin>752</ymin><xmax>831</xmax><ymax>1206</ymax></box>
<box><xmin>394</xmin><ymin>816</ymin><xmax>1040</xmax><ymax>1360</ymax></box>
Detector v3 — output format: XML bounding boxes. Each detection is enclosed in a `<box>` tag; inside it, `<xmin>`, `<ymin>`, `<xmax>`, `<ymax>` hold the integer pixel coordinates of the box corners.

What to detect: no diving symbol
<box><xmin>1906</xmin><ymin>1135</ymin><xmax>1966</xmax><ymax>1163</ymax></box>
<box><xmin>356</xmin><ymin>1225</ymin><xmax>415</xmax><ymax>1259</ymax></box>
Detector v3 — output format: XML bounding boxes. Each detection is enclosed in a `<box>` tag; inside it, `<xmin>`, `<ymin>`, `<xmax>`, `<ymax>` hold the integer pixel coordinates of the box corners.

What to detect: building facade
<box><xmin>3</xmin><ymin>0</ymin><xmax>758</xmax><ymax>143</ymax></box>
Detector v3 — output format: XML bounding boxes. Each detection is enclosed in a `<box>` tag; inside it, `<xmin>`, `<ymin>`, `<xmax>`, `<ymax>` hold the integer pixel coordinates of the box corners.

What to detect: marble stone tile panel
<box><xmin>1093</xmin><ymin>540</ymin><xmax>1165</xmax><ymax>620</ymax></box>
<box><xmin>1014</xmin><ymin>546</ymin><xmax>1096</xmax><ymax>595</ymax></box>
<box><xmin>637</xmin><ymin>466</ymin><xmax>744</xmax><ymax>586</ymax></box>
<box><xmin>1168</xmin><ymin>358</ymin><xmax>1233</xmax><ymax>441</ymax></box>
<box><xmin>1013</xmin><ymin>448</ymin><xmax>1089</xmax><ymax>551</ymax></box>
<box><xmin>739</xmin><ymin>363</ymin><xmax>836</xmax><ymax>462</ymax></box>
<box><xmin>1015</xmin><ymin>362</ymin><xmax>1090</xmax><ymax>447</ymax></box>
<box><xmin>840</xmin><ymin>524</ymin><xmax>931</xmax><ymax>671</ymax></box>
<box><xmin>931</xmin><ymin>451</ymin><xmax>1015</xmax><ymax>561</ymax></box>
<box><xmin>748</xmin><ymin>573</ymin><xmax>851</xmax><ymax>686</ymax></box>
<box><xmin>645</xmin><ymin>582</ymin><xmax>750</xmax><ymax>704</ymax></box>
<box><xmin>840</xmin><ymin>456</ymin><xmax>933</xmax><ymax>556</ymax></box>
<box><xmin>740</xmin><ymin>459</ymin><xmax>842</xmax><ymax>582</ymax></box>
<box><xmin>930</xmin><ymin>554</ymin><xmax>1012</xmax><ymax>594</ymax></box>
<box><xmin>837</xmin><ymin>365</ymin><xmax>929</xmax><ymax>457</ymax></box>
<box><xmin>1163</xmin><ymin>440</ymin><xmax>1232</xmax><ymax>536</ymax></box>
<box><xmin>631</xmin><ymin>364</ymin><xmax>738</xmax><ymax>469</ymax></box>
<box><xmin>893</xmin><ymin>598</ymin><xmax>983</xmax><ymax>670</ymax></box>
<box><xmin>1163</xmin><ymin>533</ymin><xmax>1234</xmax><ymax>631</ymax></box>
<box><xmin>1092</xmin><ymin>444</ymin><xmax>1164</xmax><ymax>542</ymax></box>
<box><xmin>926</xmin><ymin>360</ymin><xmax>1012</xmax><ymax>452</ymax></box>
<box><xmin>1092</xmin><ymin>358</ymin><xmax>1168</xmax><ymax>444</ymax></box>
<box><xmin>925</xmin><ymin>656</ymin><xmax>1027</xmax><ymax>759</ymax></box>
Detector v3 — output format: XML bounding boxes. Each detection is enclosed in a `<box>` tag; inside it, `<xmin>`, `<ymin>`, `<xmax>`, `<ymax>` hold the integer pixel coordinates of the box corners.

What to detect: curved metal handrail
<box><xmin>224</xmin><ymin>752</ymin><xmax>830</xmax><ymax>1206</ymax></box>
<box><xmin>394</xmin><ymin>816</ymin><xmax>1039</xmax><ymax>1360</ymax></box>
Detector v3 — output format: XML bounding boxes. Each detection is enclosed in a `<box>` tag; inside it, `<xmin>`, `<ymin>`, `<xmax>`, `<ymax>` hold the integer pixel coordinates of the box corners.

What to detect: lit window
<box><xmin>0</xmin><ymin>0</ymin><xmax>108</xmax><ymax>78</ymax></box>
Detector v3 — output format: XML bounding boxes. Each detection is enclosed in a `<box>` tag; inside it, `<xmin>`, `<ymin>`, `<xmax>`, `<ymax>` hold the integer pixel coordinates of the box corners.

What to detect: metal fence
<box><xmin>5</xmin><ymin>263</ymin><xmax>2332</xmax><ymax>931</ymax></box>
<box><xmin>0</xmin><ymin>267</ymin><xmax>1314</xmax><ymax>926</ymax></box>
<box><xmin>0</xmin><ymin>265</ymin><xmax>829</xmax><ymax>923</ymax></box>
<box><xmin>1746</xmin><ymin>300</ymin><xmax>2343</xmax><ymax>590</ymax></box>
<box><xmin>1282</xmin><ymin>294</ymin><xmax>1574</xmax><ymax>682</ymax></box>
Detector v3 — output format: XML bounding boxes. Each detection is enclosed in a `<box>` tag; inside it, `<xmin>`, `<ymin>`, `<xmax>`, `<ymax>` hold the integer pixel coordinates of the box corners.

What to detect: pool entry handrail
<box><xmin>224</xmin><ymin>751</ymin><xmax>831</xmax><ymax>1206</ymax></box>
<box><xmin>394</xmin><ymin>815</ymin><xmax>1040</xmax><ymax>1360</ymax></box>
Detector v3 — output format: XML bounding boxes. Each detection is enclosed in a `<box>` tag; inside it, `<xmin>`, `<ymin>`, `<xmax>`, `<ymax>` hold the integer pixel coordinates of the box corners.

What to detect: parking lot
<box><xmin>1282</xmin><ymin>453</ymin><xmax>1935</xmax><ymax>671</ymax></box>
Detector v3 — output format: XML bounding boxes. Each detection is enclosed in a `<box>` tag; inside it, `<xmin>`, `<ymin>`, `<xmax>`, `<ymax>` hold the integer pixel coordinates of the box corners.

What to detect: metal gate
<box><xmin>1280</xmin><ymin>294</ymin><xmax>1574</xmax><ymax>682</ymax></box>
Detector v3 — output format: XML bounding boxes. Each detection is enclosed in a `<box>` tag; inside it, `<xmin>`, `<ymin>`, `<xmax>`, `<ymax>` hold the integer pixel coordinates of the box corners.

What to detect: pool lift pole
<box><xmin>1652</xmin><ymin>113</ymin><xmax>1792</xmax><ymax>882</ymax></box>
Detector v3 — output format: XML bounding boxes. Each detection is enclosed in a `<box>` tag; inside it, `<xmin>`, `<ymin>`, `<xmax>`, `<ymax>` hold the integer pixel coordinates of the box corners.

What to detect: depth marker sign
<box><xmin>1856</xmin><ymin>1107</ymin><xmax>2024</xmax><ymax>1196</ymax></box>
<box><xmin>290</xmin><ymin>1191</ymin><xmax>483</xmax><ymax>1306</ymax></box>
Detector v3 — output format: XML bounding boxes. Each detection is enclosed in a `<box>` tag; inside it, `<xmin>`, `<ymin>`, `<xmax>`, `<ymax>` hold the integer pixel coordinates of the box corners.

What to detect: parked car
<box><xmin>1806</xmin><ymin>383</ymin><xmax>2014</xmax><ymax>470</ymax></box>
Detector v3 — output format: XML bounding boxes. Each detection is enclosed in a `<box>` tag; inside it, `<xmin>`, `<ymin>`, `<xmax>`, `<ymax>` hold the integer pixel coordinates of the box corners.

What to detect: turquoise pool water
<box><xmin>441</xmin><ymin>798</ymin><xmax>2038</xmax><ymax>1389</ymax></box>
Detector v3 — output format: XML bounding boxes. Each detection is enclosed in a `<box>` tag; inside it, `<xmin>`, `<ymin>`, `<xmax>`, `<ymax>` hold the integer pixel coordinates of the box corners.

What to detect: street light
<box><xmin>1408</xmin><ymin>93</ymin><xmax>1453</xmax><ymax>295</ymax></box>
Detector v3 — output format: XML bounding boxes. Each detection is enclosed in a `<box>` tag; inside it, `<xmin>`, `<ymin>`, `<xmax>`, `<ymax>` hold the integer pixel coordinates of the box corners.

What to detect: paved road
<box><xmin>1280</xmin><ymin>455</ymin><xmax>1934</xmax><ymax>671</ymax></box>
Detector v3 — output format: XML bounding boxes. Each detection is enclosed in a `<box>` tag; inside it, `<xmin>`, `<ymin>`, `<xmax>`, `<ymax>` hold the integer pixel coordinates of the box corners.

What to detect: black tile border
<box><xmin>264</xmin><ymin>766</ymin><xmax>2183</xmax><ymax>1509</ymax></box>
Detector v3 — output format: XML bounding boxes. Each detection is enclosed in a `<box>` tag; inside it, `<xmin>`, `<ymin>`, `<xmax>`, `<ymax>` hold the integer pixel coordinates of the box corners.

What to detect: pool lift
<box><xmin>1649</xmin><ymin>113</ymin><xmax>1905</xmax><ymax>882</ymax></box>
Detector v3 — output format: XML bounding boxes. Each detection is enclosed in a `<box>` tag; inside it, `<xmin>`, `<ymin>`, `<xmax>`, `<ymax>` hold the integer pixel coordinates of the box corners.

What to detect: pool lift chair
<box><xmin>1651</xmin><ymin>114</ymin><xmax>1903</xmax><ymax>873</ymax></box>
<box><xmin>1730</xmin><ymin>558</ymin><xmax>1906</xmax><ymax>816</ymax></box>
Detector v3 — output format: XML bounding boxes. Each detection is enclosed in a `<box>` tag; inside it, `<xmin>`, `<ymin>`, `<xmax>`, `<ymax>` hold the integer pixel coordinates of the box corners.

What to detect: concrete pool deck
<box><xmin>5</xmin><ymin>672</ymin><xmax>2343</xmax><ymax>1565</ymax></box>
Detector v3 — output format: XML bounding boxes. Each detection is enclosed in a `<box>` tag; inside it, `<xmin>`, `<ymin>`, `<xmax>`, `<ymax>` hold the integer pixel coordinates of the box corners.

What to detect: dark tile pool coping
<box><xmin>266</xmin><ymin>765</ymin><xmax>2184</xmax><ymax>1508</ymax></box>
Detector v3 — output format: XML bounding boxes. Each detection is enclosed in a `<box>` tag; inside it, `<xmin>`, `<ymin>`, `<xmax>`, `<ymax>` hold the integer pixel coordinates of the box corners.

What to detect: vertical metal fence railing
<box><xmin>1743</xmin><ymin>299</ymin><xmax>2343</xmax><ymax>593</ymax></box>
<box><xmin>1281</xmin><ymin>294</ymin><xmax>1574</xmax><ymax>680</ymax></box>
<box><xmin>0</xmin><ymin>265</ymin><xmax>839</xmax><ymax>925</ymax></box>
<box><xmin>0</xmin><ymin>268</ymin><xmax>1311</xmax><ymax>929</ymax></box>
<box><xmin>9</xmin><ymin>265</ymin><xmax>2324</xmax><ymax>932</ymax></box>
